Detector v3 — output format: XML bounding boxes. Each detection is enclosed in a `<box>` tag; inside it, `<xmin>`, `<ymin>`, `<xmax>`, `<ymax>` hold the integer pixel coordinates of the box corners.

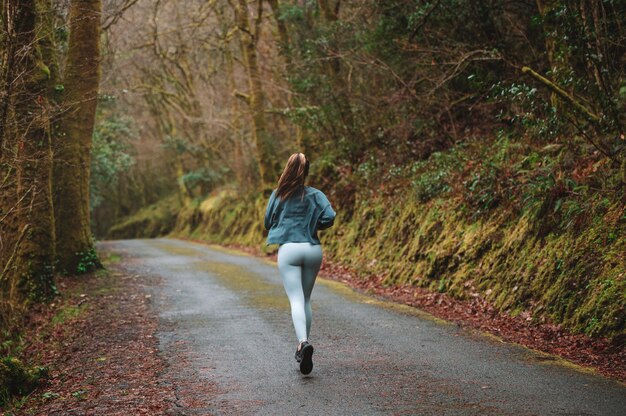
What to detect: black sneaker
<box><xmin>299</xmin><ymin>341</ymin><xmax>314</xmax><ymax>375</ymax></box>
<box><xmin>295</xmin><ymin>346</ymin><xmax>302</xmax><ymax>363</ymax></box>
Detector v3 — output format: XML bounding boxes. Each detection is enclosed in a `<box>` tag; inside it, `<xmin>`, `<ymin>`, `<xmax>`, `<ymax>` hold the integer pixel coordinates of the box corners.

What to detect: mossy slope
<box><xmin>169</xmin><ymin>189</ymin><xmax>624</xmax><ymax>339</ymax></box>
<box><xmin>107</xmin><ymin>193</ymin><xmax>181</xmax><ymax>239</ymax></box>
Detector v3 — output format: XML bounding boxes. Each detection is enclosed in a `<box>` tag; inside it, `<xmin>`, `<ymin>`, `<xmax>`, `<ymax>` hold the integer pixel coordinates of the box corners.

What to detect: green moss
<box><xmin>102</xmin><ymin>253</ymin><xmax>121</xmax><ymax>265</ymax></box>
<box><xmin>108</xmin><ymin>193</ymin><xmax>181</xmax><ymax>239</ymax></box>
<box><xmin>192</xmin><ymin>260</ymin><xmax>288</xmax><ymax>310</ymax></box>
<box><xmin>51</xmin><ymin>304</ymin><xmax>86</xmax><ymax>326</ymax></box>
<box><xmin>0</xmin><ymin>356</ymin><xmax>47</xmax><ymax>407</ymax></box>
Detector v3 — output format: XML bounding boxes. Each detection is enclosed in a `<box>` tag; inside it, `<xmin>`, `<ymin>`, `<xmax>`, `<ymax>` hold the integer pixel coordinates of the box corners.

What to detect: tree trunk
<box><xmin>316</xmin><ymin>0</ymin><xmax>358</xmax><ymax>161</ymax></box>
<box><xmin>0</xmin><ymin>0</ymin><xmax>20</xmax><ymax>276</ymax></box>
<box><xmin>1</xmin><ymin>0</ymin><xmax>55</xmax><ymax>307</ymax></box>
<box><xmin>267</xmin><ymin>0</ymin><xmax>306</xmax><ymax>151</ymax></box>
<box><xmin>53</xmin><ymin>0</ymin><xmax>102</xmax><ymax>273</ymax></box>
<box><xmin>143</xmin><ymin>91</ymin><xmax>192</xmax><ymax>204</ymax></box>
<box><xmin>233</xmin><ymin>0</ymin><xmax>277</xmax><ymax>187</ymax></box>
<box><xmin>225</xmin><ymin>45</ymin><xmax>247</xmax><ymax>186</ymax></box>
<box><xmin>266</xmin><ymin>0</ymin><xmax>291</xmax><ymax>65</ymax></box>
<box><xmin>212</xmin><ymin>1</ymin><xmax>253</xmax><ymax>187</ymax></box>
<box><xmin>535</xmin><ymin>0</ymin><xmax>568</xmax><ymax>108</ymax></box>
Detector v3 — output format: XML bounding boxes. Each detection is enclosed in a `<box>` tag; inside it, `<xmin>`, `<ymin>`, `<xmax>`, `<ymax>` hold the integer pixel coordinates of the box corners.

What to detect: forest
<box><xmin>0</xmin><ymin>0</ymin><xmax>625</xmax><ymax>409</ymax></box>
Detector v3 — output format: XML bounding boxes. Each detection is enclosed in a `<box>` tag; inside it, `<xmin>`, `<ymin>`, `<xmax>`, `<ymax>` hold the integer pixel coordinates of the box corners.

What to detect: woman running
<box><xmin>264</xmin><ymin>153</ymin><xmax>336</xmax><ymax>375</ymax></box>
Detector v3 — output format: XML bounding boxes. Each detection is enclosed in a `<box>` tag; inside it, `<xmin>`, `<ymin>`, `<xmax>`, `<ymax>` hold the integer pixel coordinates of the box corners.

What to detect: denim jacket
<box><xmin>264</xmin><ymin>186</ymin><xmax>336</xmax><ymax>245</ymax></box>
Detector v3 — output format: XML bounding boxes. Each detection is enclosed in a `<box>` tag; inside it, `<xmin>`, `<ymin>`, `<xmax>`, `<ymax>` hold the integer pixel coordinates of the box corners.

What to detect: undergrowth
<box><xmin>0</xmin><ymin>267</ymin><xmax>114</xmax><ymax>410</ymax></box>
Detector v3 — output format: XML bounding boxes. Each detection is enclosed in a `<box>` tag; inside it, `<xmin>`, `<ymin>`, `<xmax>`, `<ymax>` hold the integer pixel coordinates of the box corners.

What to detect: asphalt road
<box><xmin>99</xmin><ymin>238</ymin><xmax>626</xmax><ymax>416</ymax></box>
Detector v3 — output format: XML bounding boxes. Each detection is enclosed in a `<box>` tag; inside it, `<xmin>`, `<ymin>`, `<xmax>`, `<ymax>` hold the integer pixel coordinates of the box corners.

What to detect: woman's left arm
<box><xmin>317</xmin><ymin>193</ymin><xmax>336</xmax><ymax>230</ymax></box>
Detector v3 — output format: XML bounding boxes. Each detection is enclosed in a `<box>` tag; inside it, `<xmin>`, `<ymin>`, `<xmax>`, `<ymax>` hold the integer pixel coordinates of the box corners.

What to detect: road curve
<box><xmin>98</xmin><ymin>238</ymin><xmax>626</xmax><ymax>416</ymax></box>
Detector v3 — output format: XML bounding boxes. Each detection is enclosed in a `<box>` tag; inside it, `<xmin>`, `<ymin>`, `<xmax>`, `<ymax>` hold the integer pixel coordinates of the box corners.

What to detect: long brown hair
<box><xmin>276</xmin><ymin>153</ymin><xmax>309</xmax><ymax>200</ymax></box>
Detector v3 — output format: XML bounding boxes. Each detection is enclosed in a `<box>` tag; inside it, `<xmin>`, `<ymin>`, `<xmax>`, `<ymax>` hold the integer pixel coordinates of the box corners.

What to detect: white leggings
<box><xmin>277</xmin><ymin>242</ymin><xmax>323</xmax><ymax>343</ymax></box>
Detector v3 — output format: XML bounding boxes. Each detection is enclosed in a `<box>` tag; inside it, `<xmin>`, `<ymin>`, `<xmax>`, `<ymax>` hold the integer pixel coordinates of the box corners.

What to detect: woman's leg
<box><xmin>301</xmin><ymin>244</ymin><xmax>322</xmax><ymax>339</ymax></box>
<box><xmin>278</xmin><ymin>244</ymin><xmax>307</xmax><ymax>342</ymax></box>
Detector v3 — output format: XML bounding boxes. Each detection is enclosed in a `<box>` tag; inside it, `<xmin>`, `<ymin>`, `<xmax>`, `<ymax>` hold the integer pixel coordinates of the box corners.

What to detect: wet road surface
<box><xmin>98</xmin><ymin>238</ymin><xmax>626</xmax><ymax>416</ymax></box>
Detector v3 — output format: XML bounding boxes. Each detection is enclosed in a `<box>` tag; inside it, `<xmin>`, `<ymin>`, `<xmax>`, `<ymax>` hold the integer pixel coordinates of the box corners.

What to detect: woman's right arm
<box><xmin>264</xmin><ymin>190</ymin><xmax>276</xmax><ymax>230</ymax></box>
